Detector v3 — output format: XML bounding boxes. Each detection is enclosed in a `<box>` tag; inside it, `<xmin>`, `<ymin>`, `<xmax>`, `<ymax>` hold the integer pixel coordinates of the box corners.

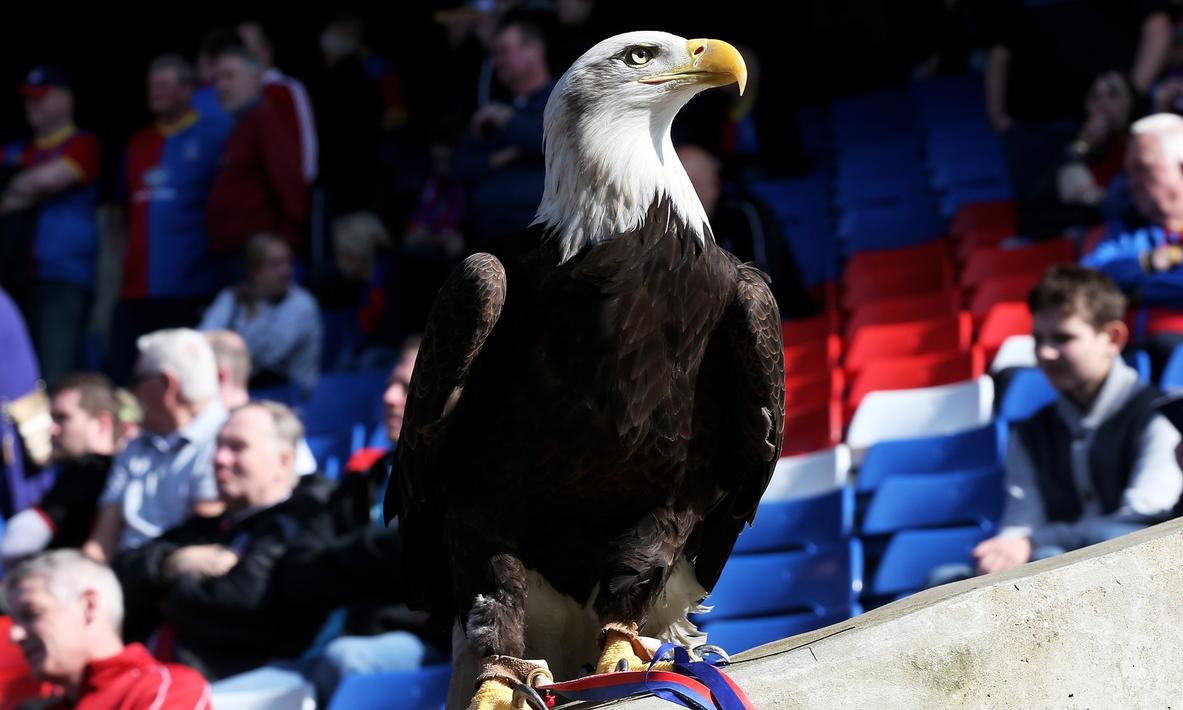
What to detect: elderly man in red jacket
<box><xmin>5</xmin><ymin>550</ymin><xmax>210</xmax><ymax>709</ymax></box>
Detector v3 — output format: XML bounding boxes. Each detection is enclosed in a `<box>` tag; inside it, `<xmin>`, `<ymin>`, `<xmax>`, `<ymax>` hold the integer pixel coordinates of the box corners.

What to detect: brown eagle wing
<box><xmin>693</xmin><ymin>260</ymin><xmax>786</xmax><ymax>591</ymax></box>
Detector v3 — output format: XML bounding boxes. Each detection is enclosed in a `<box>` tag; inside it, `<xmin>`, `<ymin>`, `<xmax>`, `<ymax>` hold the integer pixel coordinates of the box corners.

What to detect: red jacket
<box><xmin>45</xmin><ymin>644</ymin><xmax>210</xmax><ymax>709</ymax></box>
<box><xmin>206</xmin><ymin>99</ymin><xmax>308</xmax><ymax>254</ymax></box>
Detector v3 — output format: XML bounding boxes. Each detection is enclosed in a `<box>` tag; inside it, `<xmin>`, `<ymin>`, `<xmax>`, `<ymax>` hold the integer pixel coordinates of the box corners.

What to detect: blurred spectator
<box><xmin>451</xmin><ymin>10</ymin><xmax>555</xmax><ymax>255</ymax></box>
<box><xmin>193</xmin><ymin>29</ymin><xmax>237</xmax><ymax>136</ymax></box>
<box><xmin>5</xmin><ymin>550</ymin><xmax>211</xmax><ymax>708</ymax></box>
<box><xmin>939</xmin><ymin>267</ymin><xmax>1181</xmax><ymax>582</ymax></box>
<box><xmin>677</xmin><ymin>145</ymin><xmax>818</xmax><ymax>318</ymax></box>
<box><xmin>106</xmin><ymin>54</ymin><xmax>235</xmax><ymax>385</ymax></box>
<box><xmin>198</xmin><ymin>233</ymin><xmax>322</xmax><ymax>393</ymax></box>
<box><xmin>313</xmin><ymin>14</ymin><xmax>384</xmax><ymax>218</ymax></box>
<box><xmin>980</xmin><ymin>0</ymin><xmax>1171</xmax><ymax>236</ymax></box>
<box><xmin>1082</xmin><ymin>113</ymin><xmax>1183</xmax><ymax>372</ymax></box>
<box><xmin>113</xmin><ymin>402</ymin><xmax>327</xmax><ymax>679</ymax></box>
<box><xmin>83</xmin><ymin>329</ymin><xmax>225</xmax><ymax>563</ymax></box>
<box><xmin>238</xmin><ymin>19</ymin><xmax>319</xmax><ymax>184</ymax></box>
<box><xmin>2</xmin><ymin>374</ymin><xmax>119</xmax><ymax>566</ymax></box>
<box><xmin>314</xmin><ymin>212</ymin><xmax>394</xmax><ymax>368</ymax></box>
<box><xmin>203</xmin><ymin>329</ymin><xmax>318</xmax><ymax>477</ymax></box>
<box><xmin>1150</xmin><ymin>23</ymin><xmax>1183</xmax><ymax>114</ymax></box>
<box><xmin>0</xmin><ymin>66</ymin><xmax>101</xmax><ymax>385</ymax></box>
<box><xmin>280</xmin><ymin>341</ymin><xmax>444</xmax><ymax>703</ymax></box>
<box><xmin>1057</xmin><ymin>71</ymin><xmax>1135</xmax><ymax>209</ymax></box>
<box><xmin>113</xmin><ymin>388</ymin><xmax>142</xmax><ymax>449</ymax></box>
<box><xmin>548</xmin><ymin>0</ymin><xmax>606</xmax><ymax>74</ymax></box>
<box><xmin>206</xmin><ymin>45</ymin><xmax>307</xmax><ymax>255</ymax></box>
<box><xmin>0</xmin><ymin>286</ymin><xmax>54</xmax><ymax>519</ymax></box>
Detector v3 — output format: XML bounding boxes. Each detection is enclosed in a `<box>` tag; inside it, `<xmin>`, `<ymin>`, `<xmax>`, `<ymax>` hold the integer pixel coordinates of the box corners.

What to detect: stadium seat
<box><xmin>846</xmin><ymin>377</ymin><xmax>994</xmax><ymax>452</ymax></box>
<box><xmin>977</xmin><ymin>301</ymin><xmax>1032</xmax><ymax>363</ymax></box>
<box><xmin>699</xmin><ymin>607</ymin><xmax>860</xmax><ymax>654</ymax></box>
<box><xmin>949</xmin><ymin>200</ymin><xmax>1016</xmax><ymax>237</ymax></box>
<box><xmin>856</xmin><ymin>423</ymin><xmax>1003</xmax><ymax>493</ymax></box>
<box><xmin>859</xmin><ymin>466</ymin><xmax>1005</xmax><ymax>535</ymax></box>
<box><xmin>845</xmin><ymin>290</ymin><xmax>962</xmax><ymax>340</ymax></box>
<box><xmin>962</xmin><ymin>239</ymin><xmax>1075</xmax><ymax>289</ymax></box>
<box><xmin>1125</xmin><ymin>349</ymin><xmax>1152</xmax><ymax>383</ymax></box>
<box><xmin>211</xmin><ymin>667</ymin><xmax>315</xmax><ymax>710</ymax></box>
<box><xmin>997</xmin><ymin>367</ymin><xmax>1057</xmax><ymax>422</ymax></box>
<box><xmin>843</xmin><ymin>239</ymin><xmax>949</xmax><ymax>280</ymax></box>
<box><xmin>969</xmin><ymin>273</ymin><xmax>1041</xmax><ymax>321</ymax></box>
<box><xmin>841</xmin><ymin>257</ymin><xmax>955</xmax><ymax>310</ymax></box>
<box><xmin>868</xmin><ymin>526</ymin><xmax>993</xmax><ymax>596</ymax></box>
<box><xmin>844</xmin><ymin>313</ymin><xmax>972</xmax><ymax>374</ymax></box>
<box><xmin>784</xmin><ymin>335</ymin><xmax>841</xmax><ymax>378</ymax></box>
<box><xmin>989</xmin><ymin>334</ymin><xmax>1036</xmax><ymax>372</ymax></box>
<box><xmin>846</xmin><ymin>347</ymin><xmax>985</xmax><ymax>417</ymax></box>
<box><xmin>786</xmin><ymin>368</ymin><xmax>844</xmax><ymax>413</ymax></box>
<box><xmin>763</xmin><ymin>445</ymin><xmax>851</xmax><ymax>501</ymax></box>
<box><xmin>298</xmin><ymin>370</ymin><xmax>388</xmax><ymax>435</ymax></box>
<box><xmin>1162</xmin><ymin>344</ymin><xmax>1183</xmax><ymax>390</ymax></box>
<box><xmin>782</xmin><ymin>401</ymin><xmax>843</xmax><ymax>457</ymax></box>
<box><xmin>327</xmin><ymin>665</ymin><xmax>453</xmax><ymax>710</ymax></box>
<box><xmin>781</xmin><ymin>313</ymin><xmax>839</xmax><ymax>348</ymax></box>
<box><xmin>704</xmin><ymin>539</ymin><xmax>863</xmax><ymax>619</ymax></box>
<box><xmin>735</xmin><ymin>486</ymin><xmax>854</xmax><ymax>554</ymax></box>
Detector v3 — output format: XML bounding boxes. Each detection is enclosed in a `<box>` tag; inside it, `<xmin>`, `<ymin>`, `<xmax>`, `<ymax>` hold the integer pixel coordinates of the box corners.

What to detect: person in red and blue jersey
<box><xmin>0</xmin><ymin>66</ymin><xmax>100</xmax><ymax>387</ymax></box>
<box><xmin>106</xmin><ymin>55</ymin><xmax>234</xmax><ymax>385</ymax></box>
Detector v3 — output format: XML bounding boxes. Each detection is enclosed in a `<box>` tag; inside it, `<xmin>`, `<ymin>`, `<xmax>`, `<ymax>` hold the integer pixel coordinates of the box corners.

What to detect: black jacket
<box><xmin>279</xmin><ymin>453</ymin><xmax>445</xmax><ymax>647</ymax></box>
<box><xmin>112</xmin><ymin>478</ymin><xmax>332</xmax><ymax>680</ymax></box>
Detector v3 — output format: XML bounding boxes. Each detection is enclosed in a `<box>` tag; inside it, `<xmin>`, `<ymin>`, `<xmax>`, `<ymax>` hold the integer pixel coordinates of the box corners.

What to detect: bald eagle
<box><xmin>390</xmin><ymin>31</ymin><xmax>785</xmax><ymax>709</ymax></box>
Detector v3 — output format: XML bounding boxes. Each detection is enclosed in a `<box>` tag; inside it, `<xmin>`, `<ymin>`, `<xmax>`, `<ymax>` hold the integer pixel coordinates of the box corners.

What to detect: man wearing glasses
<box><xmin>83</xmin><ymin>329</ymin><xmax>225</xmax><ymax>562</ymax></box>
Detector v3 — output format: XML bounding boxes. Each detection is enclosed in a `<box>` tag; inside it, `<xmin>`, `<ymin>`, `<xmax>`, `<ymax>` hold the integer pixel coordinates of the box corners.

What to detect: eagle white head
<box><xmin>533</xmin><ymin>31</ymin><xmax>747</xmax><ymax>262</ymax></box>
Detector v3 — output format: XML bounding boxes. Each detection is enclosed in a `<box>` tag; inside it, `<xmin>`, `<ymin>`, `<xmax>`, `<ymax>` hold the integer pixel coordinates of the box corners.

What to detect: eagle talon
<box><xmin>512</xmin><ymin>683</ymin><xmax>548</xmax><ymax>710</ymax></box>
<box><xmin>692</xmin><ymin>644</ymin><xmax>731</xmax><ymax>664</ymax></box>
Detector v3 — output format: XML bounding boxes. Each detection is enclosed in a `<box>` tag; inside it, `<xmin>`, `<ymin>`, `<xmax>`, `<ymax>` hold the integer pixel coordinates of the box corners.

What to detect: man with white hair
<box><xmin>113</xmin><ymin>401</ymin><xmax>327</xmax><ymax>680</ymax></box>
<box><xmin>83</xmin><ymin>329</ymin><xmax>226</xmax><ymax>563</ymax></box>
<box><xmin>1084</xmin><ymin>113</ymin><xmax>1183</xmax><ymax>299</ymax></box>
<box><xmin>5</xmin><ymin>550</ymin><xmax>209</xmax><ymax>707</ymax></box>
<box><xmin>1084</xmin><ymin>113</ymin><xmax>1183</xmax><ymax>372</ymax></box>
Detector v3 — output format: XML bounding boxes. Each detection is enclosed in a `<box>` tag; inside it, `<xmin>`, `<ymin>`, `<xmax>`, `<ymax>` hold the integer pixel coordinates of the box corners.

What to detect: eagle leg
<box><xmin>468</xmin><ymin>656</ymin><xmax>552</xmax><ymax>710</ymax></box>
<box><xmin>594</xmin><ymin>622</ymin><xmax>674</xmax><ymax>674</ymax></box>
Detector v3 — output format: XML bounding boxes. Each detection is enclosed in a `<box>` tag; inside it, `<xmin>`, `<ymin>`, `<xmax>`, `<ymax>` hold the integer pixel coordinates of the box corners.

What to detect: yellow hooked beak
<box><xmin>638</xmin><ymin>38</ymin><xmax>747</xmax><ymax>95</ymax></box>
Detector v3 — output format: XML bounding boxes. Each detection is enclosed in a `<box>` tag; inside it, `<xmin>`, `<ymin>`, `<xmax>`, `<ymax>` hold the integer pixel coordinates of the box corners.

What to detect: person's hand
<box><xmin>1077</xmin><ymin>112</ymin><xmax>1110</xmax><ymax>149</ymax></box>
<box><xmin>471</xmin><ymin>102</ymin><xmax>514</xmax><ymax>136</ymax></box>
<box><xmin>1149</xmin><ymin>245</ymin><xmax>1183</xmax><ymax>272</ymax></box>
<box><xmin>489</xmin><ymin>146</ymin><xmax>521</xmax><ymax>170</ymax></box>
<box><xmin>1057</xmin><ymin>162</ymin><xmax>1102</xmax><ymax>206</ymax></box>
<box><xmin>973</xmin><ymin>536</ymin><xmax>1032</xmax><ymax>575</ymax></box>
<box><xmin>164</xmin><ymin>545</ymin><xmax>239</xmax><ymax>580</ymax></box>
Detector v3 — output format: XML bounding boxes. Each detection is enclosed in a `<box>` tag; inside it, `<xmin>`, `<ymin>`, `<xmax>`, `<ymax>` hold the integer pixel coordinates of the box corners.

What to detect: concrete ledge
<box><xmin>615</xmin><ymin>518</ymin><xmax>1183</xmax><ymax>708</ymax></box>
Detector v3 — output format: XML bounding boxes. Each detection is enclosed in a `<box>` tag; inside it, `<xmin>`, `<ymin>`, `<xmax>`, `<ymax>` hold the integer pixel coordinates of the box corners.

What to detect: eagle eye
<box><xmin>623</xmin><ymin>46</ymin><xmax>656</xmax><ymax>67</ymax></box>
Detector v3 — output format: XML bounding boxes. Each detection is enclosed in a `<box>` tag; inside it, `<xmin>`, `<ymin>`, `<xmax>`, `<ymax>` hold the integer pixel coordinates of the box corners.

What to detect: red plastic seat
<box><xmin>845</xmin><ymin>289</ymin><xmax>962</xmax><ymax>341</ymax></box>
<box><xmin>845</xmin><ymin>239</ymin><xmax>950</xmax><ymax>276</ymax></box>
<box><xmin>950</xmin><ymin>200</ymin><xmax>1016</xmax><ymax>237</ymax></box>
<box><xmin>781</xmin><ymin>312</ymin><xmax>839</xmax><ymax>348</ymax></box>
<box><xmin>784</xmin><ymin>335</ymin><xmax>841</xmax><ymax>378</ymax></box>
<box><xmin>781</xmin><ymin>401</ymin><xmax>842</xmax><ymax>457</ymax></box>
<box><xmin>1130</xmin><ymin>308</ymin><xmax>1183</xmax><ymax>339</ymax></box>
<box><xmin>845</xmin><ymin>346</ymin><xmax>985</xmax><ymax>419</ymax></box>
<box><xmin>785</xmin><ymin>368</ymin><xmax>844</xmax><ymax>414</ymax></box>
<box><xmin>954</xmin><ymin>224</ymin><xmax>1016</xmax><ymax>263</ymax></box>
<box><xmin>844</xmin><ymin>312</ymin><xmax>973</xmax><ymax>374</ymax></box>
<box><xmin>977</xmin><ymin>302</ymin><xmax>1033</xmax><ymax>362</ymax></box>
<box><xmin>969</xmin><ymin>273</ymin><xmax>1041</xmax><ymax>321</ymax></box>
<box><xmin>961</xmin><ymin>239</ymin><xmax>1075</xmax><ymax>289</ymax></box>
<box><xmin>841</xmin><ymin>258</ymin><xmax>955</xmax><ymax>311</ymax></box>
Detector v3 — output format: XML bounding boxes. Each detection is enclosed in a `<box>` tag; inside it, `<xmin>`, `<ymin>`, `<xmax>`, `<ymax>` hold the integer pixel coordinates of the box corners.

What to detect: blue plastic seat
<box><xmin>734</xmin><ymin>487</ymin><xmax>853</xmax><ymax>554</ymax></box>
<box><xmin>299</xmin><ymin>369</ymin><xmax>388</xmax><ymax>435</ymax></box>
<box><xmin>327</xmin><ymin>665</ymin><xmax>452</xmax><ymax>710</ymax></box>
<box><xmin>1123</xmin><ymin>349</ymin><xmax>1151</xmax><ymax>383</ymax></box>
<box><xmin>699</xmin><ymin>605</ymin><xmax>860</xmax><ymax>653</ymax></box>
<box><xmin>856</xmin><ymin>423</ymin><xmax>1003</xmax><ymax>493</ymax></box>
<box><xmin>860</xmin><ymin>466</ymin><xmax>1004</xmax><ymax>535</ymax></box>
<box><xmin>702</xmin><ymin>539</ymin><xmax>863</xmax><ymax>619</ymax></box>
<box><xmin>868</xmin><ymin>525</ymin><xmax>992</xmax><ymax>596</ymax></box>
<box><xmin>1162</xmin><ymin>344</ymin><xmax>1183</xmax><ymax>389</ymax></box>
<box><xmin>998</xmin><ymin>367</ymin><xmax>1057</xmax><ymax>422</ymax></box>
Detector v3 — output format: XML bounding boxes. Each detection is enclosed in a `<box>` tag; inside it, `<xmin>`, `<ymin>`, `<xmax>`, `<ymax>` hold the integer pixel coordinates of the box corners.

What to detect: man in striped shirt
<box><xmin>5</xmin><ymin>550</ymin><xmax>210</xmax><ymax>708</ymax></box>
